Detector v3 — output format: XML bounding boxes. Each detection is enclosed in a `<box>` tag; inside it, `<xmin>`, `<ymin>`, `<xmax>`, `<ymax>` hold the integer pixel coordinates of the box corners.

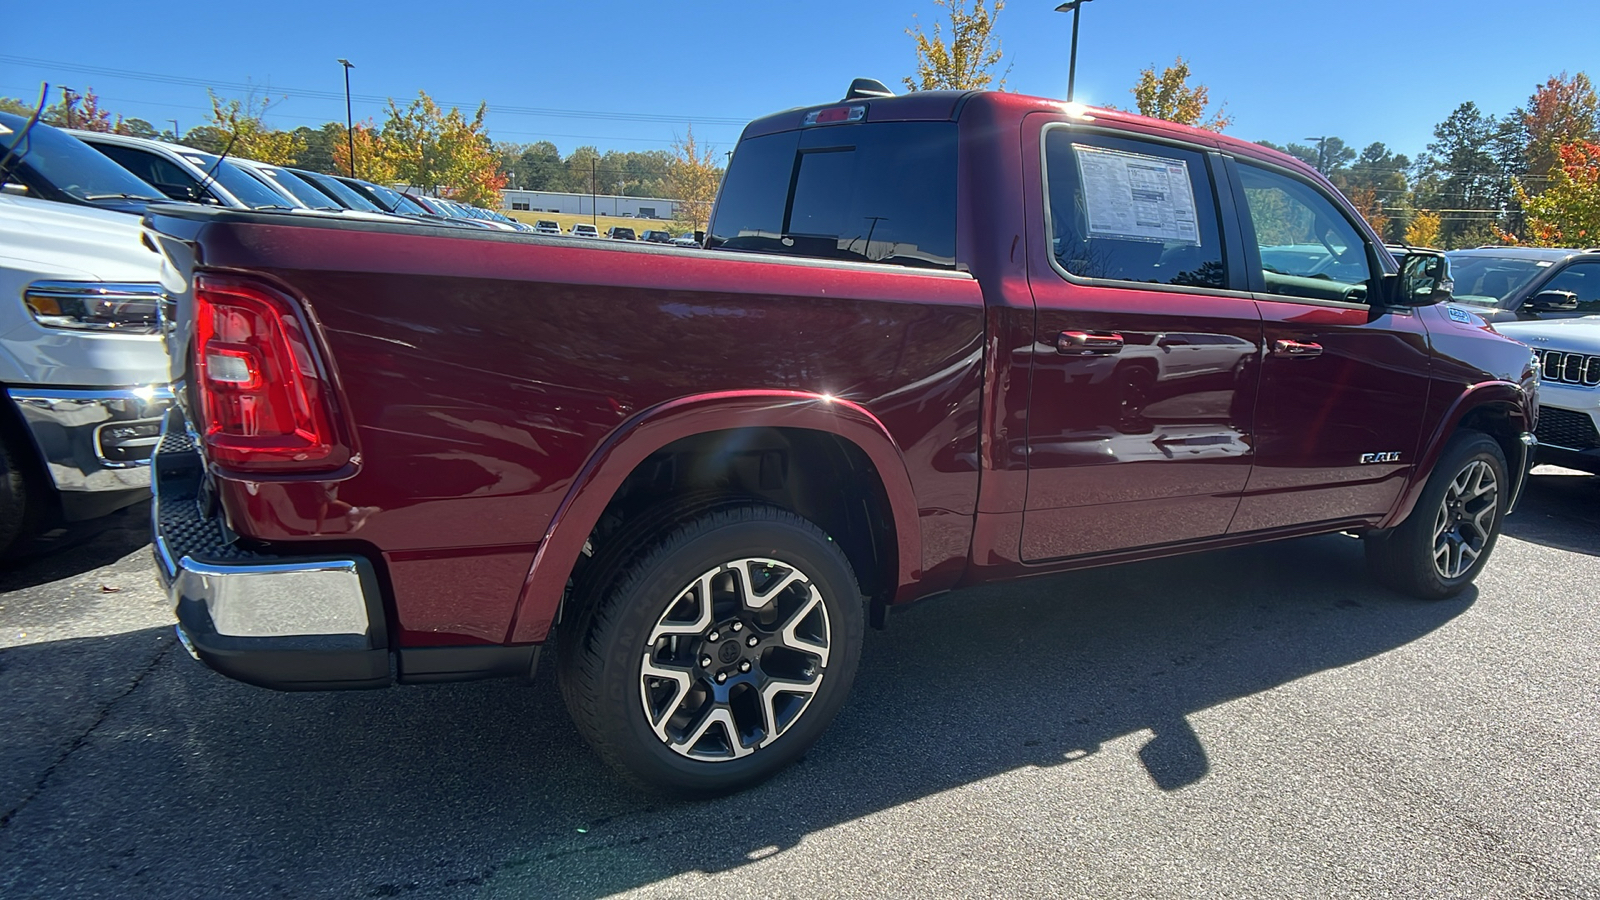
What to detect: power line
<box><xmin>0</xmin><ymin>54</ymin><xmax>754</xmax><ymax>127</ymax></box>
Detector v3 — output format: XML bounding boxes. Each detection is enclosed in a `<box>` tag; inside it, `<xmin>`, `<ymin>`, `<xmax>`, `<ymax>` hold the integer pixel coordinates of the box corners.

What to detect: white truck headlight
<box><xmin>23</xmin><ymin>281</ymin><xmax>162</xmax><ymax>333</ymax></box>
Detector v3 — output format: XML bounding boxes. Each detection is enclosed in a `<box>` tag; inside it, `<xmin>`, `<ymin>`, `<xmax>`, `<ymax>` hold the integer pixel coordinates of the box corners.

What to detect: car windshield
<box><xmin>361</xmin><ymin>181</ymin><xmax>425</xmax><ymax>214</ymax></box>
<box><xmin>1445</xmin><ymin>254</ymin><xmax>1554</xmax><ymax>307</ymax></box>
<box><xmin>255</xmin><ymin>166</ymin><xmax>340</xmax><ymax>209</ymax></box>
<box><xmin>178</xmin><ymin>150</ymin><xmax>295</xmax><ymax>209</ymax></box>
<box><xmin>0</xmin><ymin>112</ymin><xmax>165</xmax><ymax>203</ymax></box>
<box><xmin>295</xmin><ymin>170</ymin><xmax>382</xmax><ymax>211</ymax></box>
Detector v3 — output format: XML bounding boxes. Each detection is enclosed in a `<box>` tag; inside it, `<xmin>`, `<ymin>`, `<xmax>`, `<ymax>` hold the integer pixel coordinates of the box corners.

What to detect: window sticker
<box><xmin>1073</xmin><ymin>145</ymin><xmax>1200</xmax><ymax>246</ymax></box>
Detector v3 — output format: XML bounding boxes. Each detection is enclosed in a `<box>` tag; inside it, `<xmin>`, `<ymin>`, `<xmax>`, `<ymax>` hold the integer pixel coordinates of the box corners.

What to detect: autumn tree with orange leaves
<box><xmin>1130</xmin><ymin>58</ymin><xmax>1233</xmax><ymax>132</ymax></box>
<box><xmin>1521</xmin><ymin>140</ymin><xmax>1600</xmax><ymax>246</ymax></box>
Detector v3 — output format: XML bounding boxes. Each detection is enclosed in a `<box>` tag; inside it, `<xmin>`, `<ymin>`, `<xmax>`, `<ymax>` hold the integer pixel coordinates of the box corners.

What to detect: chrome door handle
<box><xmin>1058</xmin><ymin>331</ymin><xmax>1124</xmax><ymax>355</ymax></box>
<box><xmin>1273</xmin><ymin>339</ymin><xmax>1322</xmax><ymax>359</ymax></box>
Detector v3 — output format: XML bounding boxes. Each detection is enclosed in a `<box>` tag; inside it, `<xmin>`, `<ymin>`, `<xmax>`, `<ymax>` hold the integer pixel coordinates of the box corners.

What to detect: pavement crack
<box><xmin>0</xmin><ymin>636</ymin><xmax>176</xmax><ymax>831</ymax></box>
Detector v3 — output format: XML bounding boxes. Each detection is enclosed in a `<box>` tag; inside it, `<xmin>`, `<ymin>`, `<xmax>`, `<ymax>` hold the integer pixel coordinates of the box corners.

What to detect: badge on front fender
<box><xmin>1360</xmin><ymin>452</ymin><xmax>1402</xmax><ymax>464</ymax></box>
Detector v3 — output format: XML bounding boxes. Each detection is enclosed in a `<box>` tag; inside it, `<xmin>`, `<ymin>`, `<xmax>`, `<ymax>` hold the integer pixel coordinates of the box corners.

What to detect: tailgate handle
<box><xmin>1273</xmin><ymin>339</ymin><xmax>1323</xmax><ymax>359</ymax></box>
<box><xmin>1058</xmin><ymin>331</ymin><xmax>1124</xmax><ymax>355</ymax></box>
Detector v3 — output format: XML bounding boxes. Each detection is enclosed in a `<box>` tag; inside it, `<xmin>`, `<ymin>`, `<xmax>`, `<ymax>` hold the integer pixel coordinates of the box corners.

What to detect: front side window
<box><xmin>1237</xmin><ymin>162</ymin><xmax>1375</xmax><ymax>303</ymax></box>
<box><xmin>1044</xmin><ymin>130</ymin><xmax>1226</xmax><ymax>289</ymax></box>
<box><xmin>708</xmin><ymin>121</ymin><xmax>957</xmax><ymax>269</ymax></box>
<box><xmin>1537</xmin><ymin>261</ymin><xmax>1600</xmax><ymax>314</ymax></box>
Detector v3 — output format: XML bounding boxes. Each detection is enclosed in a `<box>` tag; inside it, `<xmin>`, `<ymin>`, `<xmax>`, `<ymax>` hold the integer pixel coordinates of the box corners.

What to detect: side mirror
<box><xmin>1525</xmin><ymin>289</ymin><xmax>1579</xmax><ymax>313</ymax></box>
<box><xmin>1388</xmin><ymin>250</ymin><xmax>1453</xmax><ymax>306</ymax></box>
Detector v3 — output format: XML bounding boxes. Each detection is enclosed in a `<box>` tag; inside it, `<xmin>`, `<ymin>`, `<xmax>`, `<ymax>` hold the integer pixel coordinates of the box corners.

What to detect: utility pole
<box><xmin>1054</xmin><ymin>0</ymin><xmax>1096</xmax><ymax>102</ymax></box>
<box><xmin>60</xmin><ymin>86</ymin><xmax>77</xmax><ymax>129</ymax></box>
<box><xmin>338</xmin><ymin>59</ymin><xmax>356</xmax><ymax>177</ymax></box>
<box><xmin>591</xmin><ymin>158</ymin><xmax>598</xmax><ymax>228</ymax></box>
<box><xmin>1305</xmin><ymin>136</ymin><xmax>1328</xmax><ymax>173</ymax></box>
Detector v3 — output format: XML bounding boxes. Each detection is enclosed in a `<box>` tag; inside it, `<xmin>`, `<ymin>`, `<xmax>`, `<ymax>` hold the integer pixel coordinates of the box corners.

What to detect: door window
<box><xmin>91</xmin><ymin>144</ymin><xmax>207</xmax><ymax>202</ymax></box>
<box><xmin>1043</xmin><ymin>130</ymin><xmax>1226</xmax><ymax>289</ymax></box>
<box><xmin>1537</xmin><ymin>261</ymin><xmax>1600</xmax><ymax>314</ymax></box>
<box><xmin>1237</xmin><ymin>162</ymin><xmax>1375</xmax><ymax>304</ymax></box>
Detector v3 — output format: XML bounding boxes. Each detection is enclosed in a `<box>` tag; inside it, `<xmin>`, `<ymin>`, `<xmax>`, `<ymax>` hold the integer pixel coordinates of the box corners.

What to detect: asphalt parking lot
<box><xmin>1</xmin><ymin>468</ymin><xmax>1597</xmax><ymax>899</ymax></box>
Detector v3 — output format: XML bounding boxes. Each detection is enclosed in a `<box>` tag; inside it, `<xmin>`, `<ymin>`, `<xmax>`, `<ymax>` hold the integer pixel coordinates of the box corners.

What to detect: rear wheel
<box><xmin>558</xmin><ymin>504</ymin><xmax>864</xmax><ymax>796</ymax></box>
<box><xmin>1365</xmin><ymin>431</ymin><xmax>1507</xmax><ymax>599</ymax></box>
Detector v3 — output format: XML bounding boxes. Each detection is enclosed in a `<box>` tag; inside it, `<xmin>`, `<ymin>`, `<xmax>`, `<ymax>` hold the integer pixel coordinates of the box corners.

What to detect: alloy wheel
<box><xmin>638</xmin><ymin>558</ymin><xmax>831</xmax><ymax>761</ymax></box>
<box><xmin>1431</xmin><ymin>459</ymin><xmax>1499</xmax><ymax>580</ymax></box>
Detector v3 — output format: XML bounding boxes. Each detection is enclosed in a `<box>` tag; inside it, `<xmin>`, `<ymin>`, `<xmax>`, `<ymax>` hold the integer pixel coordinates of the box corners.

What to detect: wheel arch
<box><xmin>1382</xmin><ymin>381</ymin><xmax>1532</xmax><ymax>529</ymax></box>
<box><xmin>506</xmin><ymin>390</ymin><xmax>922</xmax><ymax>644</ymax></box>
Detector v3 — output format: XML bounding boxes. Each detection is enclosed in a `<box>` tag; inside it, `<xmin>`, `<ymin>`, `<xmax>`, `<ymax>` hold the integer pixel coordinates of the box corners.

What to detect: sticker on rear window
<box><xmin>1073</xmin><ymin>145</ymin><xmax>1201</xmax><ymax>246</ymax></box>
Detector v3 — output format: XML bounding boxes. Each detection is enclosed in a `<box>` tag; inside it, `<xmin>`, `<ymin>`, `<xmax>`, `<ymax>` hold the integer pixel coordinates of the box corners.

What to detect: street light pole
<box><xmin>1054</xmin><ymin>0</ymin><xmax>1095</xmax><ymax>102</ymax></box>
<box><xmin>338</xmin><ymin>59</ymin><xmax>356</xmax><ymax>178</ymax></box>
<box><xmin>167</xmin><ymin>118</ymin><xmax>180</xmax><ymax>140</ymax></box>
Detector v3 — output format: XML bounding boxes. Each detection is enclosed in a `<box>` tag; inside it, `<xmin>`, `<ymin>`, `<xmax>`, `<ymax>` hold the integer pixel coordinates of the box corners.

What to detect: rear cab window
<box><xmin>708</xmin><ymin>121</ymin><xmax>957</xmax><ymax>270</ymax></box>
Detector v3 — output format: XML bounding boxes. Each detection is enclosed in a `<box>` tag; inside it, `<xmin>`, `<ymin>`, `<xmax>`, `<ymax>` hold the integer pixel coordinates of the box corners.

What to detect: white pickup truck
<box><xmin>0</xmin><ymin>114</ymin><xmax>172</xmax><ymax>555</ymax></box>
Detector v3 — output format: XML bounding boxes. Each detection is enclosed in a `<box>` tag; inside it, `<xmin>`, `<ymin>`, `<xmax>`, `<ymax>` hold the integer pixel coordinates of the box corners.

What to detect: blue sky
<box><xmin>3</xmin><ymin>0</ymin><xmax>1593</xmax><ymax>161</ymax></box>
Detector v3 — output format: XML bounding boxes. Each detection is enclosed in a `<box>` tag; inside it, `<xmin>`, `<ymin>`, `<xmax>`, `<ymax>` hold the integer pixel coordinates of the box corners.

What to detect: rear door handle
<box><xmin>1058</xmin><ymin>331</ymin><xmax>1124</xmax><ymax>355</ymax></box>
<box><xmin>1273</xmin><ymin>339</ymin><xmax>1322</xmax><ymax>359</ymax></box>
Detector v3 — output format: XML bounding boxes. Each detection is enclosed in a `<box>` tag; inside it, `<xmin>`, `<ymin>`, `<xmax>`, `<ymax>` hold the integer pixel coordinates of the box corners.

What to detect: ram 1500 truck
<box><xmin>1</xmin><ymin>111</ymin><xmax>175</xmax><ymax>556</ymax></box>
<box><xmin>145</xmin><ymin>83</ymin><xmax>1539</xmax><ymax>795</ymax></box>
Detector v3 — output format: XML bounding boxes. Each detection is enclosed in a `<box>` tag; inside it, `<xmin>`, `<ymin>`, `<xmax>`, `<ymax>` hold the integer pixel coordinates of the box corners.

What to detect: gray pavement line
<box><xmin>0</xmin><ymin>636</ymin><xmax>177</xmax><ymax>831</ymax></box>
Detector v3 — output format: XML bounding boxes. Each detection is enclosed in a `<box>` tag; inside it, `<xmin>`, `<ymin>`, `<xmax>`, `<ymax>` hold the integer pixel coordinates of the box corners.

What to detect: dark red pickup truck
<box><xmin>147</xmin><ymin>83</ymin><xmax>1538</xmax><ymax>795</ymax></box>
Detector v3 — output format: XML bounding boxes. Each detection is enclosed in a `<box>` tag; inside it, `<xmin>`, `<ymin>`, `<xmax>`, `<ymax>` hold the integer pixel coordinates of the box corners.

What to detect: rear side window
<box><xmin>1044</xmin><ymin>128</ymin><xmax>1226</xmax><ymax>289</ymax></box>
<box><xmin>708</xmin><ymin>121</ymin><xmax>957</xmax><ymax>269</ymax></box>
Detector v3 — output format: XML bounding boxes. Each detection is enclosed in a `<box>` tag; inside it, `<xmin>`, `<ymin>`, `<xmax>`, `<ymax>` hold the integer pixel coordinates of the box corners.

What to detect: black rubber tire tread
<box><xmin>558</xmin><ymin>503</ymin><xmax>864</xmax><ymax>797</ymax></box>
<box><xmin>555</xmin><ymin>490</ymin><xmax>757</xmax><ymax>714</ymax></box>
<box><xmin>1365</xmin><ymin>430</ymin><xmax>1508</xmax><ymax>600</ymax></box>
<box><xmin>0</xmin><ymin>429</ymin><xmax>43</xmax><ymax>560</ymax></box>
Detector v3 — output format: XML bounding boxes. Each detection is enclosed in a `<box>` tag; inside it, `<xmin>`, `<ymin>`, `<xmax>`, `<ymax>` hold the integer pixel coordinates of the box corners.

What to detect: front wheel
<box><xmin>1365</xmin><ymin>431</ymin><xmax>1508</xmax><ymax>599</ymax></box>
<box><xmin>558</xmin><ymin>504</ymin><xmax>864</xmax><ymax>796</ymax></box>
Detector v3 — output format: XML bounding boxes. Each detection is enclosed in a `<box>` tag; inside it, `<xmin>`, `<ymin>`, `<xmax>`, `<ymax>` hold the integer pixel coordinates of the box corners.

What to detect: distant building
<box><xmin>501</xmin><ymin>189</ymin><xmax>680</xmax><ymax>220</ymax></box>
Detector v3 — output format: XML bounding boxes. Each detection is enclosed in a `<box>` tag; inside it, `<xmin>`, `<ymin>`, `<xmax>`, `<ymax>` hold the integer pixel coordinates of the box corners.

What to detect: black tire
<box><xmin>557</xmin><ymin>503</ymin><xmax>864</xmax><ymax>796</ymax></box>
<box><xmin>1365</xmin><ymin>431</ymin><xmax>1508</xmax><ymax>600</ymax></box>
<box><xmin>0</xmin><ymin>430</ymin><xmax>44</xmax><ymax>560</ymax></box>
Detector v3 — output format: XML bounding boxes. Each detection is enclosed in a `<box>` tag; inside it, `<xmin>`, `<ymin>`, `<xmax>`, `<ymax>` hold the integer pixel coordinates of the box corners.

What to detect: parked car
<box><xmin>72</xmin><ymin>131</ymin><xmax>295</xmax><ymax>211</ymax></box>
<box><xmin>145</xmin><ymin>81</ymin><xmax>1536</xmax><ymax>797</ymax></box>
<box><xmin>570</xmin><ymin>223</ymin><xmax>599</xmax><ymax>238</ymax></box>
<box><xmin>607</xmin><ymin>226</ymin><xmax>637</xmax><ymax>241</ymax></box>
<box><xmin>1446</xmin><ymin>246</ymin><xmax>1600</xmax><ymax>322</ymax></box>
<box><xmin>0</xmin><ymin>111</ymin><xmax>169</xmax><ymax>215</ymax></box>
<box><xmin>670</xmin><ymin>232</ymin><xmax>701</xmax><ymax>248</ymax></box>
<box><xmin>287</xmin><ymin>168</ymin><xmax>390</xmax><ymax>213</ymax></box>
<box><xmin>534</xmin><ymin>220</ymin><xmax>561</xmax><ymax>235</ymax></box>
<box><xmin>231</xmin><ymin>159</ymin><xmax>414</xmax><ymax>224</ymax></box>
<box><xmin>1496</xmin><ymin>315</ymin><xmax>1600</xmax><ymax>472</ymax></box>
<box><xmin>639</xmin><ymin>229</ymin><xmax>674</xmax><ymax>244</ymax></box>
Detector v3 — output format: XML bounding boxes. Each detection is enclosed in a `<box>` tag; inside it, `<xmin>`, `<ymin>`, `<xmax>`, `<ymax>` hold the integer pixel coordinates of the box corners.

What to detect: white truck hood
<box><xmin>0</xmin><ymin>194</ymin><xmax>167</xmax><ymax>387</ymax></box>
<box><xmin>1496</xmin><ymin>316</ymin><xmax>1600</xmax><ymax>356</ymax></box>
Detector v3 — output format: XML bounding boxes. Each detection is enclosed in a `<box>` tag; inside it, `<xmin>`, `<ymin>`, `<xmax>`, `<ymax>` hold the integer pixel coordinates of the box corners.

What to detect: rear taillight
<box><xmin>193</xmin><ymin>274</ymin><xmax>346</xmax><ymax>472</ymax></box>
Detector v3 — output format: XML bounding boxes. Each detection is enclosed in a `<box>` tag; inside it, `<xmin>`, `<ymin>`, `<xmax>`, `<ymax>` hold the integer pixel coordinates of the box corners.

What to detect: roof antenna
<box><xmin>845</xmin><ymin>78</ymin><xmax>895</xmax><ymax>101</ymax></box>
<box><xmin>192</xmin><ymin>128</ymin><xmax>241</xmax><ymax>203</ymax></box>
<box><xmin>0</xmin><ymin>83</ymin><xmax>49</xmax><ymax>184</ymax></box>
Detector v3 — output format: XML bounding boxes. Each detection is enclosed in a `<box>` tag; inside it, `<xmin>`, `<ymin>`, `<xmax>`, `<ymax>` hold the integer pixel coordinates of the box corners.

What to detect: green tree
<box><xmin>904</xmin><ymin>0</ymin><xmax>1009</xmax><ymax>91</ymax></box>
<box><xmin>667</xmin><ymin>125</ymin><xmax>722</xmax><ymax>231</ymax></box>
<box><xmin>515</xmin><ymin>141</ymin><xmax>567</xmax><ymax>191</ymax></box>
<box><xmin>0</xmin><ymin>96</ymin><xmax>38</xmax><ymax>116</ymax></box>
<box><xmin>1415</xmin><ymin>102</ymin><xmax>1501</xmax><ymax>247</ymax></box>
<box><xmin>179</xmin><ymin>125</ymin><xmax>231</xmax><ymax>154</ymax></box>
<box><xmin>1130</xmin><ymin>57</ymin><xmax>1232</xmax><ymax>132</ymax></box>
<box><xmin>293</xmin><ymin>123</ymin><xmax>344</xmax><ymax>174</ymax></box>
<box><xmin>205</xmin><ymin>90</ymin><xmax>305</xmax><ymax>165</ymax></box>
<box><xmin>376</xmin><ymin>91</ymin><xmax>504</xmax><ymax>206</ymax></box>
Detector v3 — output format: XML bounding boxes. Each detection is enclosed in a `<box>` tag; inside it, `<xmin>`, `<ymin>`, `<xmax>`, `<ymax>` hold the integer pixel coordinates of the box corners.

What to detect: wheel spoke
<box><xmin>676</xmin><ymin>706</ymin><xmax>754</xmax><ymax>760</ymax></box>
<box><xmin>647</xmin><ymin>571</ymin><xmax>715</xmax><ymax>643</ymax></box>
<box><xmin>639</xmin><ymin>656</ymin><xmax>695</xmax><ymax>742</ymax></box>
<box><xmin>757</xmin><ymin>676</ymin><xmax>823</xmax><ymax>748</ymax></box>
<box><xmin>732</xmin><ymin>558</ymin><xmax>804</xmax><ymax>609</ymax></box>
<box><xmin>776</xmin><ymin>585</ymin><xmax>831</xmax><ymax>667</ymax></box>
